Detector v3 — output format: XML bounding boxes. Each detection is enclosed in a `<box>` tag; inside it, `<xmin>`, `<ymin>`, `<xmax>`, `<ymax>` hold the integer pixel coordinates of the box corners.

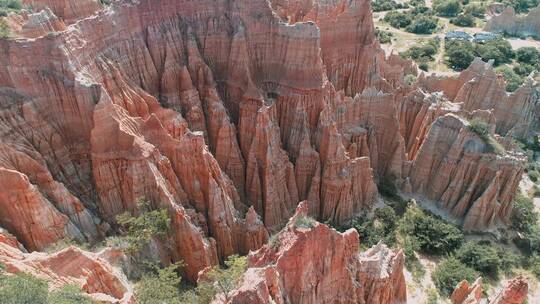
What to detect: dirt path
<box><xmin>520</xmin><ymin>175</ymin><xmax>540</xmax><ymax>214</ymax></box>
<box><xmin>405</xmin><ymin>254</ymin><xmax>451</xmax><ymax>304</ymax></box>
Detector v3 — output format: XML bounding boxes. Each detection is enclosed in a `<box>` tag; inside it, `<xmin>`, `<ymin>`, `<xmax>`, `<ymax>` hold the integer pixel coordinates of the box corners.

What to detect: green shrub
<box><xmin>341</xmin><ymin>207</ymin><xmax>398</xmax><ymax>248</ymax></box>
<box><xmin>450</xmin><ymin>13</ymin><xmax>475</xmax><ymax>27</ymax></box>
<box><xmin>397</xmin><ymin>204</ymin><xmax>464</xmax><ymax>255</ymax></box>
<box><xmin>529</xmin><ymin>255</ymin><xmax>540</xmax><ymax>278</ymax></box>
<box><xmin>0</xmin><ymin>0</ymin><xmax>22</xmax><ymax>11</ymax></box>
<box><xmin>410</xmin><ymin>5</ymin><xmax>433</xmax><ymax>15</ymax></box>
<box><xmin>516</xmin><ymin>223</ymin><xmax>540</xmax><ymax>255</ymax></box>
<box><xmin>501</xmin><ymin>0</ymin><xmax>539</xmax><ymax>13</ymax></box>
<box><xmin>294</xmin><ymin>215</ymin><xmax>316</xmax><ymax>229</ymax></box>
<box><xmin>511</xmin><ymin>192</ymin><xmax>537</xmax><ymax>233</ymax></box>
<box><xmin>197</xmin><ymin>255</ymin><xmax>247</xmax><ymax>303</ymax></box>
<box><xmin>402</xmin><ymin>236</ymin><xmax>426</xmax><ymax>281</ymax></box>
<box><xmin>463</xmin><ymin>3</ymin><xmax>485</xmax><ymax>18</ymax></box>
<box><xmin>0</xmin><ymin>19</ymin><xmax>9</xmax><ymax>39</ymax></box>
<box><xmin>48</xmin><ymin>285</ymin><xmax>92</xmax><ymax>304</ymax></box>
<box><xmin>408</xmin><ymin>0</ymin><xmax>426</xmax><ymax>7</ymax></box>
<box><xmin>433</xmin><ymin>0</ymin><xmax>462</xmax><ymax>17</ymax></box>
<box><xmin>513</xmin><ymin>63</ymin><xmax>536</xmax><ymax>77</ymax></box>
<box><xmin>495</xmin><ymin>65</ymin><xmax>525</xmax><ymax>92</ymax></box>
<box><xmin>0</xmin><ymin>271</ymin><xmax>92</xmax><ymax>304</ymax></box>
<box><xmin>0</xmin><ymin>273</ymin><xmax>49</xmax><ymax>304</ymax></box>
<box><xmin>404</xmin><ymin>74</ymin><xmax>417</xmax><ymax>85</ymax></box>
<box><xmin>445</xmin><ymin>39</ymin><xmax>475</xmax><ymax>70</ymax></box>
<box><xmin>405</xmin><ymin>15</ymin><xmax>438</xmax><ymax>34</ymax></box>
<box><xmin>432</xmin><ymin>257</ymin><xmax>479</xmax><ymax>297</ymax></box>
<box><xmin>402</xmin><ymin>43</ymin><xmax>438</xmax><ymax>61</ymax></box>
<box><xmin>516</xmin><ymin>47</ymin><xmax>540</xmax><ymax>65</ymax></box>
<box><xmin>375</xmin><ymin>28</ymin><xmax>393</xmax><ymax>44</ymax></box>
<box><xmin>419</xmin><ymin>62</ymin><xmax>429</xmax><ymax>71</ymax></box>
<box><xmin>498</xmin><ymin>249</ymin><xmax>520</xmax><ymax>275</ymax></box>
<box><xmin>475</xmin><ymin>38</ymin><xmax>514</xmax><ymax>66</ymax></box>
<box><xmin>529</xmin><ymin>170</ymin><xmax>540</xmax><ymax>183</ymax></box>
<box><xmin>456</xmin><ymin>241</ymin><xmax>501</xmax><ymax>277</ymax></box>
<box><xmin>135</xmin><ymin>263</ymin><xmax>183</xmax><ymax>304</ymax></box>
<box><xmin>468</xmin><ymin>118</ymin><xmax>504</xmax><ymax>154</ymax></box>
<box><xmin>383</xmin><ymin>11</ymin><xmax>413</xmax><ymax>28</ymax></box>
<box><xmin>372</xmin><ymin>0</ymin><xmax>407</xmax><ymax>11</ymax></box>
<box><xmin>115</xmin><ymin>199</ymin><xmax>171</xmax><ymax>252</ymax></box>
<box><xmin>426</xmin><ymin>288</ymin><xmax>440</xmax><ymax>304</ymax></box>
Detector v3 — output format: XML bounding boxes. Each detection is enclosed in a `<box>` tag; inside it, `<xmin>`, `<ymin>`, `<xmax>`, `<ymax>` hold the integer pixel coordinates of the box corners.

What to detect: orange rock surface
<box><xmin>0</xmin><ymin>0</ymin><xmax>537</xmax><ymax>294</ymax></box>
<box><xmin>0</xmin><ymin>230</ymin><xmax>133</xmax><ymax>303</ymax></box>
<box><xmin>451</xmin><ymin>276</ymin><xmax>528</xmax><ymax>304</ymax></box>
<box><xmin>227</xmin><ymin>202</ymin><xmax>407</xmax><ymax>304</ymax></box>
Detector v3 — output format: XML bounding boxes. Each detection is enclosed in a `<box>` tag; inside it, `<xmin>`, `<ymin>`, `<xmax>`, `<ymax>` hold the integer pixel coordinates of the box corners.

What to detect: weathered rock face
<box><xmin>22</xmin><ymin>0</ymin><xmax>102</xmax><ymax>24</ymax></box>
<box><xmin>418</xmin><ymin>58</ymin><xmax>540</xmax><ymax>138</ymax></box>
<box><xmin>407</xmin><ymin>114</ymin><xmax>525</xmax><ymax>230</ymax></box>
<box><xmin>0</xmin><ymin>230</ymin><xmax>133</xmax><ymax>303</ymax></box>
<box><xmin>451</xmin><ymin>276</ymin><xmax>528</xmax><ymax>304</ymax></box>
<box><xmin>451</xmin><ymin>278</ymin><xmax>483</xmax><ymax>304</ymax></box>
<box><xmin>485</xmin><ymin>6</ymin><xmax>540</xmax><ymax>39</ymax></box>
<box><xmin>491</xmin><ymin>276</ymin><xmax>529</xmax><ymax>304</ymax></box>
<box><xmin>0</xmin><ymin>0</ymin><xmax>537</xmax><ymax>287</ymax></box>
<box><xmin>227</xmin><ymin>202</ymin><xmax>407</xmax><ymax>304</ymax></box>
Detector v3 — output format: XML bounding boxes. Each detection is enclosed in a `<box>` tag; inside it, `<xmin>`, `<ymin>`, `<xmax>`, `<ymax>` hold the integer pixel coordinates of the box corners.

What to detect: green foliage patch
<box><xmin>432</xmin><ymin>257</ymin><xmax>479</xmax><ymax>297</ymax></box>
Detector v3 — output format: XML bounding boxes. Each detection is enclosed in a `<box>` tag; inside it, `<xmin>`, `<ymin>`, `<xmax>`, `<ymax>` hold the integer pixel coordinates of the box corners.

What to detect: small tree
<box><xmin>405</xmin><ymin>15</ymin><xmax>438</xmax><ymax>34</ymax></box>
<box><xmin>115</xmin><ymin>199</ymin><xmax>171</xmax><ymax>252</ymax></box>
<box><xmin>450</xmin><ymin>13</ymin><xmax>475</xmax><ymax>27</ymax></box>
<box><xmin>445</xmin><ymin>40</ymin><xmax>475</xmax><ymax>70</ymax></box>
<box><xmin>511</xmin><ymin>192</ymin><xmax>537</xmax><ymax>233</ymax></box>
<box><xmin>496</xmin><ymin>65</ymin><xmax>525</xmax><ymax>92</ymax></box>
<box><xmin>135</xmin><ymin>263</ymin><xmax>184</xmax><ymax>304</ymax></box>
<box><xmin>516</xmin><ymin>47</ymin><xmax>540</xmax><ymax>66</ymax></box>
<box><xmin>432</xmin><ymin>257</ymin><xmax>479</xmax><ymax>297</ymax></box>
<box><xmin>456</xmin><ymin>241</ymin><xmax>501</xmax><ymax>277</ymax></box>
<box><xmin>464</xmin><ymin>3</ymin><xmax>485</xmax><ymax>18</ymax></box>
<box><xmin>397</xmin><ymin>204</ymin><xmax>464</xmax><ymax>255</ymax></box>
<box><xmin>383</xmin><ymin>11</ymin><xmax>412</xmax><ymax>28</ymax></box>
<box><xmin>475</xmin><ymin>38</ymin><xmax>514</xmax><ymax>66</ymax></box>
<box><xmin>433</xmin><ymin>0</ymin><xmax>462</xmax><ymax>17</ymax></box>
<box><xmin>197</xmin><ymin>255</ymin><xmax>247</xmax><ymax>302</ymax></box>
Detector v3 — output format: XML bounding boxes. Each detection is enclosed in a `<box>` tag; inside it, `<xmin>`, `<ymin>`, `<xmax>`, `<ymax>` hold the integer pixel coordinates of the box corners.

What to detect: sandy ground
<box><xmin>405</xmin><ymin>254</ymin><xmax>451</xmax><ymax>304</ymax></box>
<box><xmin>520</xmin><ymin>174</ymin><xmax>540</xmax><ymax>215</ymax></box>
<box><xmin>507</xmin><ymin>38</ymin><xmax>540</xmax><ymax>50</ymax></box>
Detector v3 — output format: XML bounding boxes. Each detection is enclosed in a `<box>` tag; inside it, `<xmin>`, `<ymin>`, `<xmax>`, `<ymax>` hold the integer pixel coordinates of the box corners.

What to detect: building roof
<box><xmin>473</xmin><ymin>32</ymin><xmax>499</xmax><ymax>41</ymax></box>
<box><xmin>445</xmin><ymin>31</ymin><xmax>472</xmax><ymax>39</ymax></box>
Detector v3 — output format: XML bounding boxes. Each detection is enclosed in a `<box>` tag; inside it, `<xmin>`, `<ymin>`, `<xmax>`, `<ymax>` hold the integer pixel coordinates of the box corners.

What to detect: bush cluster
<box><xmin>433</xmin><ymin>0</ymin><xmax>462</xmax><ymax>17</ymax></box>
<box><xmin>450</xmin><ymin>13</ymin><xmax>475</xmax><ymax>27</ymax></box>
<box><xmin>444</xmin><ymin>38</ymin><xmax>517</xmax><ymax>75</ymax></box>
<box><xmin>468</xmin><ymin>118</ymin><xmax>505</xmax><ymax>154</ymax></box>
<box><xmin>375</xmin><ymin>28</ymin><xmax>393</xmax><ymax>44</ymax></box>
<box><xmin>501</xmin><ymin>0</ymin><xmax>539</xmax><ymax>13</ymax></box>
<box><xmin>400</xmin><ymin>38</ymin><xmax>440</xmax><ymax>70</ymax></box>
<box><xmin>397</xmin><ymin>204</ymin><xmax>464</xmax><ymax>255</ymax></box>
<box><xmin>383</xmin><ymin>10</ymin><xmax>438</xmax><ymax>34</ymax></box>
<box><xmin>432</xmin><ymin>257</ymin><xmax>479</xmax><ymax>297</ymax></box>
<box><xmin>113</xmin><ymin>199</ymin><xmax>171</xmax><ymax>252</ymax></box>
<box><xmin>0</xmin><ymin>0</ymin><xmax>21</xmax><ymax>17</ymax></box>
<box><xmin>135</xmin><ymin>255</ymin><xmax>247</xmax><ymax>304</ymax></box>
<box><xmin>0</xmin><ymin>270</ymin><xmax>92</xmax><ymax>304</ymax></box>
<box><xmin>372</xmin><ymin>0</ymin><xmax>409</xmax><ymax>12</ymax></box>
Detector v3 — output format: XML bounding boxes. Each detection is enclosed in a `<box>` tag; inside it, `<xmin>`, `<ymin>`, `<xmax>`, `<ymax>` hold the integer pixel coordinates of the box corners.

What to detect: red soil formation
<box><xmin>0</xmin><ymin>0</ymin><xmax>537</xmax><ymax>300</ymax></box>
